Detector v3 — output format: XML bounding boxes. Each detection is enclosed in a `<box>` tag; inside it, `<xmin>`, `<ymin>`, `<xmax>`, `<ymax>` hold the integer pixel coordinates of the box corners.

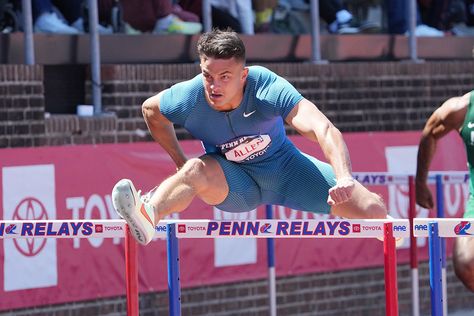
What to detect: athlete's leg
<box><xmin>112</xmin><ymin>153</ymin><xmax>262</xmax><ymax>244</ymax></box>
<box><xmin>112</xmin><ymin>155</ymin><xmax>228</xmax><ymax>245</ymax></box>
<box><xmin>148</xmin><ymin>155</ymin><xmax>229</xmax><ymax>221</ymax></box>
<box><xmin>453</xmin><ymin>201</ymin><xmax>474</xmax><ymax>291</ymax></box>
<box><xmin>330</xmin><ymin>180</ymin><xmax>387</xmax><ymax>219</ymax></box>
<box><xmin>263</xmin><ymin>149</ymin><xmax>386</xmax><ymax>219</ymax></box>
<box><xmin>453</xmin><ymin>237</ymin><xmax>474</xmax><ymax>292</ymax></box>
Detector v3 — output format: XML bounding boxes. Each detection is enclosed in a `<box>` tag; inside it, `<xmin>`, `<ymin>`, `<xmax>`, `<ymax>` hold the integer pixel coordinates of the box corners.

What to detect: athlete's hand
<box><xmin>327</xmin><ymin>177</ymin><xmax>355</xmax><ymax>206</ymax></box>
<box><xmin>415</xmin><ymin>180</ymin><xmax>434</xmax><ymax>209</ymax></box>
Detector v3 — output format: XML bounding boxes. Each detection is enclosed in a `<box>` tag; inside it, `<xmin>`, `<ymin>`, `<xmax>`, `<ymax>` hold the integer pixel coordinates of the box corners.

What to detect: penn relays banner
<box><xmin>0</xmin><ymin>131</ymin><xmax>468</xmax><ymax>310</ymax></box>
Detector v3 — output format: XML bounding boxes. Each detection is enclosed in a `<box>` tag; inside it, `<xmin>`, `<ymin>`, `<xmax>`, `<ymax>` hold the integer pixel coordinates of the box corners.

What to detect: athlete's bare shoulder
<box><xmin>436</xmin><ymin>94</ymin><xmax>469</xmax><ymax>130</ymax></box>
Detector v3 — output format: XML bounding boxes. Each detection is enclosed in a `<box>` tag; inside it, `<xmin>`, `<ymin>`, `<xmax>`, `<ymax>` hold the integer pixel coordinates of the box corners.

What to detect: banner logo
<box><xmin>259</xmin><ymin>223</ymin><xmax>272</xmax><ymax>233</ymax></box>
<box><xmin>13</xmin><ymin>197</ymin><xmax>48</xmax><ymax>256</ymax></box>
<box><xmin>352</xmin><ymin>224</ymin><xmax>361</xmax><ymax>233</ymax></box>
<box><xmin>3</xmin><ymin>164</ymin><xmax>58</xmax><ymax>292</ymax></box>
<box><xmin>454</xmin><ymin>221</ymin><xmax>473</xmax><ymax>235</ymax></box>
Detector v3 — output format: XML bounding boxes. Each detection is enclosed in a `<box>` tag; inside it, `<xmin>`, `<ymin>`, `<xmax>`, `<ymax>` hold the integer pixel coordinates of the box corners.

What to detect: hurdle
<box><xmin>413</xmin><ymin>218</ymin><xmax>473</xmax><ymax>316</ymax></box>
<box><xmin>353</xmin><ymin>171</ymin><xmax>469</xmax><ymax>316</ymax></box>
<box><xmin>433</xmin><ymin>172</ymin><xmax>469</xmax><ymax>315</ymax></box>
<box><xmin>165</xmin><ymin>218</ymin><xmax>410</xmax><ymax>316</ymax></box>
<box><xmin>265</xmin><ymin>204</ymin><xmax>277</xmax><ymax>316</ymax></box>
<box><xmin>353</xmin><ymin>171</ymin><xmax>422</xmax><ymax>316</ymax></box>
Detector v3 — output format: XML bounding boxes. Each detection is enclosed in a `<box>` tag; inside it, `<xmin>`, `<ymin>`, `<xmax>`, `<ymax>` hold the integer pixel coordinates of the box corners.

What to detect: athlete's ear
<box><xmin>241</xmin><ymin>67</ymin><xmax>249</xmax><ymax>81</ymax></box>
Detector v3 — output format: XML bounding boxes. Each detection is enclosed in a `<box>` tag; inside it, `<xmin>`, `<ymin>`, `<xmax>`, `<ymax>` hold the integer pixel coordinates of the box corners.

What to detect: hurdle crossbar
<box><xmin>352</xmin><ymin>171</ymin><xmax>468</xmax><ymax>185</ymax></box>
<box><xmin>413</xmin><ymin>218</ymin><xmax>474</xmax><ymax>238</ymax></box>
<box><xmin>166</xmin><ymin>218</ymin><xmax>409</xmax><ymax>239</ymax></box>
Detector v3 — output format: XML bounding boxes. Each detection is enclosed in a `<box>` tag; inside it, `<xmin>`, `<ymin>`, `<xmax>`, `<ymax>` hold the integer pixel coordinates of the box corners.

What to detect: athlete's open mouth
<box><xmin>210</xmin><ymin>93</ymin><xmax>223</xmax><ymax>100</ymax></box>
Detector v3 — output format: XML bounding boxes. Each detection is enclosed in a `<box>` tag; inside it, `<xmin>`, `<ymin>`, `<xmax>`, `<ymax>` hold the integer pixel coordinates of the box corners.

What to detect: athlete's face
<box><xmin>200</xmin><ymin>56</ymin><xmax>248</xmax><ymax>111</ymax></box>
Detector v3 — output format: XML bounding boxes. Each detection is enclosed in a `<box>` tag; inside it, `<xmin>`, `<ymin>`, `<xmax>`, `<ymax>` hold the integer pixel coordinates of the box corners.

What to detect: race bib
<box><xmin>220</xmin><ymin>135</ymin><xmax>271</xmax><ymax>162</ymax></box>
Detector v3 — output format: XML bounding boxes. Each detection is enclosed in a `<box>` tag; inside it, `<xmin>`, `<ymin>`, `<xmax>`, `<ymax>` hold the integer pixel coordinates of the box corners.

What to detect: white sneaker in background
<box><xmin>71</xmin><ymin>18</ymin><xmax>113</xmax><ymax>34</ymax></box>
<box><xmin>452</xmin><ymin>23</ymin><xmax>474</xmax><ymax>36</ymax></box>
<box><xmin>112</xmin><ymin>179</ymin><xmax>156</xmax><ymax>245</ymax></box>
<box><xmin>34</xmin><ymin>12</ymin><xmax>80</xmax><ymax>34</ymax></box>
<box><xmin>153</xmin><ymin>14</ymin><xmax>202</xmax><ymax>35</ymax></box>
<box><xmin>405</xmin><ymin>24</ymin><xmax>444</xmax><ymax>37</ymax></box>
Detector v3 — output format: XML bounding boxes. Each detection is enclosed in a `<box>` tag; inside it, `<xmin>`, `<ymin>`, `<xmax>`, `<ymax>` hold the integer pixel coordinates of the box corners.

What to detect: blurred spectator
<box><xmin>419</xmin><ymin>0</ymin><xmax>474</xmax><ymax>35</ymax></box>
<box><xmin>318</xmin><ymin>0</ymin><xmax>380</xmax><ymax>33</ymax></box>
<box><xmin>32</xmin><ymin>0</ymin><xmax>81</xmax><ymax>34</ymax></box>
<box><xmin>0</xmin><ymin>0</ymin><xmax>19</xmax><ymax>33</ymax></box>
<box><xmin>211</xmin><ymin>0</ymin><xmax>254</xmax><ymax>34</ymax></box>
<box><xmin>70</xmin><ymin>0</ymin><xmax>119</xmax><ymax>34</ymax></box>
<box><xmin>385</xmin><ymin>0</ymin><xmax>444</xmax><ymax>36</ymax></box>
<box><xmin>467</xmin><ymin>0</ymin><xmax>474</xmax><ymax>25</ymax></box>
<box><xmin>21</xmin><ymin>0</ymin><xmax>117</xmax><ymax>34</ymax></box>
<box><xmin>455</xmin><ymin>0</ymin><xmax>474</xmax><ymax>34</ymax></box>
<box><xmin>120</xmin><ymin>0</ymin><xmax>201</xmax><ymax>34</ymax></box>
<box><xmin>253</xmin><ymin>0</ymin><xmax>278</xmax><ymax>32</ymax></box>
<box><xmin>178</xmin><ymin>0</ymin><xmax>252</xmax><ymax>34</ymax></box>
<box><xmin>276</xmin><ymin>0</ymin><xmax>380</xmax><ymax>34</ymax></box>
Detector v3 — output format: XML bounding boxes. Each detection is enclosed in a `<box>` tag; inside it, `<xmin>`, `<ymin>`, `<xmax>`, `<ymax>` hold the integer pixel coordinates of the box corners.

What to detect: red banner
<box><xmin>0</xmin><ymin>131</ymin><xmax>467</xmax><ymax>310</ymax></box>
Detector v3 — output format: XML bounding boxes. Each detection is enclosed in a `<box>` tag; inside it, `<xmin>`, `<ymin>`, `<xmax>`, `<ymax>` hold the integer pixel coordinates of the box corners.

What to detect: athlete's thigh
<box><xmin>266</xmin><ymin>151</ymin><xmax>336</xmax><ymax>214</ymax></box>
<box><xmin>196</xmin><ymin>155</ymin><xmax>230</xmax><ymax>205</ymax></box>
<box><xmin>454</xmin><ymin>237</ymin><xmax>474</xmax><ymax>266</ymax></box>
<box><xmin>206</xmin><ymin>153</ymin><xmax>262</xmax><ymax>213</ymax></box>
<box><xmin>454</xmin><ymin>197</ymin><xmax>474</xmax><ymax>264</ymax></box>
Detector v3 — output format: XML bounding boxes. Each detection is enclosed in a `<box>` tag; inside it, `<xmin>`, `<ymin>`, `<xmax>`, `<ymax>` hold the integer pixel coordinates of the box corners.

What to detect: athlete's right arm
<box><xmin>142</xmin><ymin>91</ymin><xmax>187</xmax><ymax>169</ymax></box>
<box><xmin>415</xmin><ymin>94</ymin><xmax>469</xmax><ymax>208</ymax></box>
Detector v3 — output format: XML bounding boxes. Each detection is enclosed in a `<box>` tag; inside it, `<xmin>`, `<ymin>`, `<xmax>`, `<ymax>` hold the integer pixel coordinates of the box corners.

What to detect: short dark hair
<box><xmin>197</xmin><ymin>29</ymin><xmax>246</xmax><ymax>62</ymax></box>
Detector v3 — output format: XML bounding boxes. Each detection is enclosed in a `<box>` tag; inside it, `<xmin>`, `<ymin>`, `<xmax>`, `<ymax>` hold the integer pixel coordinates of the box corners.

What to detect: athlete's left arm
<box><xmin>415</xmin><ymin>93</ymin><xmax>469</xmax><ymax>209</ymax></box>
<box><xmin>286</xmin><ymin>98</ymin><xmax>354</xmax><ymax>204</ymax></box>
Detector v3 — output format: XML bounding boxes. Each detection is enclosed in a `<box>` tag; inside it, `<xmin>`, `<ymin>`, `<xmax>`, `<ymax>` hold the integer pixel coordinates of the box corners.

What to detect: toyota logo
<box><xmin>12</xmin><ymin>197</ymin><xmax>48</xmax><ymax>256</ymax></box>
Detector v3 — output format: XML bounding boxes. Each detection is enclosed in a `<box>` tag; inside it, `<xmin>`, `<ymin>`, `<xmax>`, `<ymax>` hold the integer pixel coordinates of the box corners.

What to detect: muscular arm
<box><xmin>285</xmin><ymin>98</ymin><xmax>352</xmax><ymax>180</ymax></box>
<box><xmin>415</xmin><ymin>93</ymin><xmax>470</xmax><ymax>208</ymax></box>
<box><xmin>142</xmin><ymin>92</ymin><xmax>187</xmax><ymax>169</ymax></box>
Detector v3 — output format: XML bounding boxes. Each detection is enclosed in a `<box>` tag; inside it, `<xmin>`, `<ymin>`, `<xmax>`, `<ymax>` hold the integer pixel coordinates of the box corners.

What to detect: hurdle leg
<box><xmin>125</xmin><ymin>224</ymin><xmax>139</xmax><ymax>316</ymax></box>
<box><xmin>383</xmin><ymin>222</ymin><xmax>399</xmax><ymax>316</ymax></box>
<box><xmin>167</xmin><ymin>223</ymin><xmax>181</xmax><ymax>316</ymax></box>
<box><xmin>266</xmin><ymin>205</ymin><xmax>277</xmax><ymax>316</ymax></box>
<box><xmin>408</xmin><ymin>176</ymin><xmax>420</xmax><ymax>316</ymax></box>
<box><xmin>435</xmin><ymin>175</ymin><xmax>448</xmax><ymax>316</ymax></box>
<box><xmin>429</xmin><ymin>222</ymin><xmax>443</xmax><ymax>316</ymax></box>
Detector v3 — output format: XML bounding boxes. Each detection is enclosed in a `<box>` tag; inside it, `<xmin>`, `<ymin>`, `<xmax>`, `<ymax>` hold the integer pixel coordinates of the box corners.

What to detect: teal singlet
<box><xmin>460</xmin><ymin>90</ymin><xmax>474</xmax><ymax>218</ymax></box>
<box><xmin>160</xmin><ymin>66</ymin><xmax>336</xmax><ymax>213</ymax></box>
<box><xmin>459</xmin><ymin>91</ymin><xmax>474</xmax><ymax>218</ymax></box>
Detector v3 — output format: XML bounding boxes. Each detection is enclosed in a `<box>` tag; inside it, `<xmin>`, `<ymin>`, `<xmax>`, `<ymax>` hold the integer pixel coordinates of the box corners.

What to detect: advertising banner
<box><xmin>0</xmin><ymin>131</ymin><xmax>467</xmax><ymax>310</ymax></box>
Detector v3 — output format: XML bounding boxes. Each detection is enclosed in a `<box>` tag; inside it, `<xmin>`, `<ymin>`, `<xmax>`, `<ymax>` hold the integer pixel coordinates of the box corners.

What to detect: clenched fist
<box><xmin>327</xmin><ymin>177</ymin><xmax>355</xmax><ymax>206</ymax></box>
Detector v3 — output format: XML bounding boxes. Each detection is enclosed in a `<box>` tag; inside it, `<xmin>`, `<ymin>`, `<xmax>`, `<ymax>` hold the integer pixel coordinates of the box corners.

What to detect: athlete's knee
<box><xmin>453</xmin><ymin>241</ymin><xmax>474</xmax><ymax>292</ymax></box>
<box><xmin>363</xmin><ymin>193</ymin><xmax>387</xmax><ymax>219</ymax></box>
<box><xmin>142</xmin><ymin>97</ymin><xmax>159</xmax><ymax>120</ymax></box>
<box><xmin>454</xmin><ymin>255</ymin><xmax>474</xmax><ymax>292</ymax></box>
<box><xmin>178</xmin><ymin>158</ymin><xmax>221</xmax><ymax>193</ymax></box>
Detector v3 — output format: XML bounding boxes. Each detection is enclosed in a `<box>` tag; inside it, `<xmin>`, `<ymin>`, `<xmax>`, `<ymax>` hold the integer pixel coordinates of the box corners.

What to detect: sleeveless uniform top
<box><xmin>159</xmin><ymin>65</ymin><xmax>304</xmax><ymax>164</ymax></box>
<box><xmin>459</xmin><ymin>91</ymin><xmax>474</xmax><ymax>217</ymax></box>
